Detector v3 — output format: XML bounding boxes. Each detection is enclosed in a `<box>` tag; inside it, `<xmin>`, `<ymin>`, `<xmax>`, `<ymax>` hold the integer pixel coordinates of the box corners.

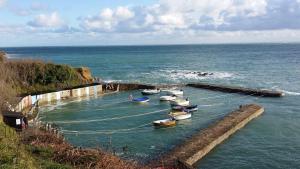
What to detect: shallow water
<box><xmin>3</xmin><ymin>44</ymin><xmax>300</xmax><ymax>168</ymax></box>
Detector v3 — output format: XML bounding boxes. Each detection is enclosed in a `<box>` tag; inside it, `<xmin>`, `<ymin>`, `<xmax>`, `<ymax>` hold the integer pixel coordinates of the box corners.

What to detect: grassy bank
<box><xmin>0</xmin><ymin>117</ymin><xmax>141</xmax><ymax>169</ymax></box>
<box><xmin>0</xmin><ymin>51</ymin><xmax>94</xmax><ymax>96</ymax></box>
<box><xmin>0</xmin><ymin>116</ymin><xmax>71</xmax><ymax>169</ymax></box>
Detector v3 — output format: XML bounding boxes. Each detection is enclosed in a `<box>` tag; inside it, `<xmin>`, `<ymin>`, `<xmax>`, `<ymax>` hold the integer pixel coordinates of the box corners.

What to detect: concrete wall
<box><xmin>60</xmin><ymin>90</ymin><xmax>71</xmax><ymax>99</ymax></box>
<box><xmin>15</xmin><ymin>84</ymin><xmax>103</xmax><ymax>112</ymax></box>
<box><xmin>15</xmin><ymin>95</ymin><xmax>32</xmax><ymax>112</ymax></box>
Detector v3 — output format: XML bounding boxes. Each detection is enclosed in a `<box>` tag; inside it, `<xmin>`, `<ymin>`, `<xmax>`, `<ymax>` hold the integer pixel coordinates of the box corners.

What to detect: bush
<box><xmin>4</xmin><ymin>59</ymin><xmax>85</xmax><ymax>95</ymax></box>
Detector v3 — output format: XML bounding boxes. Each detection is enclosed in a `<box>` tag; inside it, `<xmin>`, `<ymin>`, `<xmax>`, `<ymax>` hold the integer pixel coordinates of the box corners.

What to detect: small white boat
<box><xmin>170</xmin><ymin>98</ymin><xmax>190</xmax><ymax>106</ymax></box>
<box><xmin>159</xmin><ymin>95</ymin><xmax>177</xmax><ymax>101</ymax></box>
<box><xmin>165</xmin><ymin>89</ymin><xmax>183</xmax><ymax>96</ymax></box>
<box><xmin>169</xmin><ymin>111</ymin><xmax>192</xmax><ymax>120</ymax></box>
<box><xmin>153</xmin><ymin>118</ymin><xmax>176</xmax><ymax>127</ymax></box>
<box><xmin>141</xmin><ymin>89</ymin><xmax>160</xmax><ymax>95</ymax></box>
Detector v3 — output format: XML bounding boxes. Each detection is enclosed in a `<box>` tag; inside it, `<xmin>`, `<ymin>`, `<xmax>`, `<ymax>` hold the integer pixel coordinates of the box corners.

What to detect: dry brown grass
<box><xmin>0</xmin><ymin>54</ymin><xmax>17</xmax><ymax>112</ymax></box>
<box><xmin>22</xmin><ymin>129</ymin><xmax>146</xmax><ymax>169</ymax></box>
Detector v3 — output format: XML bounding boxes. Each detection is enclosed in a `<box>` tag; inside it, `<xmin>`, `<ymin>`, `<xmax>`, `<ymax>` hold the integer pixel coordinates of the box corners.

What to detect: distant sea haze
<box><xmin>3</xmin><ymin>44</ymin><xmax>300</xmax><ymax>168</ymax></box>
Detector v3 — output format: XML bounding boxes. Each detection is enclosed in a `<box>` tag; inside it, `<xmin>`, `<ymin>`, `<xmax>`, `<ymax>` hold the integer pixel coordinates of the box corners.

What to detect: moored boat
<box><xmin>172</xmin><ymin>105</ymin><xmax>198</xmax><ymax>112</ymax></box>
<box><xmin>170</xmin><ymin>98</ymin><xmax>189</xmax><ymax>106</ymax></box>
<box><xmin>132</xmin><ymin>96</ymin><xmax>150</xmax><ymax>103</ymax></box>
<box><xmin>159</xmin><ymin>95</ymin><xmax>177</xmax><ymax>101</ymax></box>
<box><xmin>169</xmin><ymin>111</ymin><xmax>192</xmax><ymax>120</ymax></box>
<box><xmin>185</xmin><ymin>105</ymin><xmax>198</xmax><ymax>112</ymax></box>
<box><xmin>164</xmin><ymin>89</ymin><xmax>184</xmax><ymax>96</ymax></box>
<box><xmin>153</xmin><ymin>118</ymin><xmax>176</xmax><ymax>127</ymax></box>
<box><xmin>141</xmin><ymin>89</ymin><xmax>160</xmax><ymax>95</ymax></box>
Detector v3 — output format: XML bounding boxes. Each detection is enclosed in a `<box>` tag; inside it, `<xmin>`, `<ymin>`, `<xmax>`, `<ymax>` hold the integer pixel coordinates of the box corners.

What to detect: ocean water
<box><xmin>2</xmin><ymin>44</ymin><xmax>300</xmax><ymax>168</ymax></box>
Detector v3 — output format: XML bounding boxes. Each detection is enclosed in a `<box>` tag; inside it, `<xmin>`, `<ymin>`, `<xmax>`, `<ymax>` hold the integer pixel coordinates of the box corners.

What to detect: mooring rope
<box><xmin>62</xmin><ymin>122</ymin><xmax>152</xmax><ymax>134</ymax></box>
<box><xmin>93</xmin><ymin>100</ymin><xmax>130</xmax><ymax>109</ymax></box>
<box><xmin>50</xmin><ymin>108</ymin><xmax>169</xmax><ymax>124</ymax></box>
<box><xmin>197</xmin><ymin>103</ymin><xmax>225</xmax><ymax>107</ymax></box>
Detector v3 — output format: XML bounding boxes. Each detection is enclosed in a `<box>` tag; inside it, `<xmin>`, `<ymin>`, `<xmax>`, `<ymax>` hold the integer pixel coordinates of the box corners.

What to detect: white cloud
<box><xmin>28</xmin><ymin>12</ymin><xmax>65</xmax><ymax>28</ymax></box>
<box><xmin>2</xmin><ymin>0</ymin><xmax>300</xmax><ymax>45</ymax></box>
<box><xmin>80</xmin><ymin>0</ymin><xmax>271</xmax><ymax>33</ymax></box>
<box><xmin>81</xmin><ymin>6</ymin><xmax>134</xmax><ymax>32</ymax></box>
<box><xmin>115</xmin><ymin>6</ymin><xmax>135</xmax><ymax>20</ymax></box>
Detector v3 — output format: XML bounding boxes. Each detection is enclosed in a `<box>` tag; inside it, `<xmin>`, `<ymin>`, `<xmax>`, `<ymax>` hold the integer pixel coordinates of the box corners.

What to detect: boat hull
<box><xmin>132</xmin><ymin>97</ymin><xmax>150</xmax><ymax>103</ymax></box>
<box><xmin>160</xmin><ymin>96</ymin><xmax>177</xmax><ymax>101</ymax></box>
<box><xmin>141</xmin><ymin>89</ymin><xmax>160</xmax><ymax>95</ymax></box>
<box><xmin>166</xmin><ymin>90</ymin><xmax>183</xmax><ymax>96</ymax></box>
<box><xmin>172</xmin><ymin>113</ymin><xmax>192</xmax><ymax>120</ymax></box>
<box><xmin>153</xmin><ymin>119</ymin><xmax>176</xmax><ymax>127</ymax></box>
<box><xmin>170</xmin><ymin>100</ymin><xmax>190</xmax><ymax>106</ymax></box>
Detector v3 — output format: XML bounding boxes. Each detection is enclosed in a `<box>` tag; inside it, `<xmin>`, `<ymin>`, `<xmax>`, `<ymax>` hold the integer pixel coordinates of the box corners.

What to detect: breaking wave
<box><xmin>271</xmin><ymin>86</ymin><xmax>300</xmax><ymax>96</ymax></box>
<box><xmin>151</xmin><ymin>69</ymin><xmax>235</xmax><ymax>82</ymax></box>
<box><xmin>279</xmin><ymin>90</ymin><xmax>300</xmax><ymax>96</ymax></box>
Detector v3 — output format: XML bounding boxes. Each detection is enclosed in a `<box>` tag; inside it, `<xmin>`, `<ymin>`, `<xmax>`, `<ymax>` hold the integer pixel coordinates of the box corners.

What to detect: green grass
<box><xmin>5</xmin><ymin>60</ymin><xmax>87</xmax><ymax>95</ymax></box>
<box><xmin>0</xmin><ymin>117</ymin><xmax>38</xmax><ymax>169</ymax></box>
<box><xmin>0</xmin><ymin>117</ymin><xmax>72</xmax><ymax>169</ymax></box>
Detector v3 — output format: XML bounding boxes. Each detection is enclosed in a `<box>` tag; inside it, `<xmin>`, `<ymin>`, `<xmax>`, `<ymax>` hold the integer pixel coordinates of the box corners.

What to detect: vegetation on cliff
<box><xmin>0</xmin><ymin>51</ymin><xmax>94</xmax><ymax>96</ymax></box>
<box><xmin>0</xmin><ymin>52</ymin><xmax>17</xmax><ymax>111</ymax></box>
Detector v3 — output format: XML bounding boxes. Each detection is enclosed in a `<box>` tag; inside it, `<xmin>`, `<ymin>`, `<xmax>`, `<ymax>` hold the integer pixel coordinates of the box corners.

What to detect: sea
<box><xmin>2</xmin><ymin>44</ymin><xmax>300</xmax><ymax>169</ymax></box>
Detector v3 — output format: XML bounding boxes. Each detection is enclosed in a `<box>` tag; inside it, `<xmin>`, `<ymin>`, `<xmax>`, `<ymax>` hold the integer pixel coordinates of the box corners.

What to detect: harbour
<box><xmin>2</xmin><ymin>44</ymin><xmax>300</xmax><ymax>168</ymax></box>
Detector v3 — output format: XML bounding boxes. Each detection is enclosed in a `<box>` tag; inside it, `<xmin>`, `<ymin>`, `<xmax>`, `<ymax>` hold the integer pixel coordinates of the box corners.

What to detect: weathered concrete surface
<box><xmin>152</xmin><ymin>104</ymin><xmax>264</xmax><ymax>169</ymax></box>
<box><xmin>105</xmin><ymin>82</ymin><xmax>284</xmax><ymax>97</ymax></box>
<box><xmin>187</xmin><ymin>83</ymin><xmax>284</xmax><ymax>97</ymax></box>
<box><xmin>108</xmin><ymin>83</ymin><xmax>184</xmax><ymax>91</ymax></box>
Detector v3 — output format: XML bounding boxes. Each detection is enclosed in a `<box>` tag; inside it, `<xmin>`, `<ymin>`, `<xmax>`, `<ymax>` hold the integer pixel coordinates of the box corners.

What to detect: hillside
<box><xmin>0</xmin><ymin>116</ymin><xmax>72</xmax><ymax>169</ymax></box>
<box><xmin>0</xmin><ymin>51</ymin><xmax>94</xmax><ymax>95</ymax></box>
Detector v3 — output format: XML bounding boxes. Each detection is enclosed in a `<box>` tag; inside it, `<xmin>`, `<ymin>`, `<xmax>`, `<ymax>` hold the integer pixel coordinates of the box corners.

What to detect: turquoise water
<box><xmin>2</xmin><ymin>44</ymin><xmax>300</xmax><ymax>168</ymax></box>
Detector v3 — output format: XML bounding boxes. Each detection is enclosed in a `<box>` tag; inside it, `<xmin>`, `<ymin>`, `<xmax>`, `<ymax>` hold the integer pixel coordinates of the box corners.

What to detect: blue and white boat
<box><xmin>132</xmin><ymin>96</ymin><xmax>150</xmax><ymax>103</ymax></box>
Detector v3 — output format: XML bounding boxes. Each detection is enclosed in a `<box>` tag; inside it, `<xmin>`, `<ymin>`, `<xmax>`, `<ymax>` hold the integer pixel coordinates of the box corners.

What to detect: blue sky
<box><xmin>0</xmin><ymin>0</ymin><xmax>300</xmax><ymax>47</ymax></box>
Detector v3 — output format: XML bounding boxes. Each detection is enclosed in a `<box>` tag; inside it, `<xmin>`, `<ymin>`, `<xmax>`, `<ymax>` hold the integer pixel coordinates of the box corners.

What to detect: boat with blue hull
<box><xmin>132</xmin><ymin>96</ymin><xmax>150</xmax><ymax>103</ymax></box>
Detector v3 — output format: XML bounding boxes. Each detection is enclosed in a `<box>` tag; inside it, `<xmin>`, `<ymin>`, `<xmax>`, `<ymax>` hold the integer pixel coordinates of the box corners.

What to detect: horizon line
<box><xmin>1</xmin><ymin>41</ymin><xmax>300</xmax><ymax>48</ymax></box>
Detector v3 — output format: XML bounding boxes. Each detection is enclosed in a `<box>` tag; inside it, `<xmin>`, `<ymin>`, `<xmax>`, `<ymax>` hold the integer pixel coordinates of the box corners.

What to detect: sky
<box><xmin>0</xmin><ymin>0</ymin><xmax>300</xmax><ymax>47</ymax></box>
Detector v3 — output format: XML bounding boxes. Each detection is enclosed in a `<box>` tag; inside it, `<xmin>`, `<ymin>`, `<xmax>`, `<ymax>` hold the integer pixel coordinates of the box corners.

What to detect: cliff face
<box><xmin>75</xmin><ymin>67</ymin><xmax>93</xmax><ymax>82</ymax></box>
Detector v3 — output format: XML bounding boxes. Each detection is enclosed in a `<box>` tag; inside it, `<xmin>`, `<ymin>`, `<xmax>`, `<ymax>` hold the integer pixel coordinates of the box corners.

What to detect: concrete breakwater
<box><xmin>187</xmin><ymin>83</ymin><xmax>284</xmax><ymax>97</ymax></box>
<box><xmin>151</xmin><ymin>104</ymin><xmax>264</xmax><ymax>169</ymax></box>
<box><xmin>109</xmin><ymin>83</ymin><xmax>184</xmax><ymax>91</ymax></box>
<box><xmin>110</xmin><ymin>82</ymin><xmax>284</xmax><ymax>97</ymax></box>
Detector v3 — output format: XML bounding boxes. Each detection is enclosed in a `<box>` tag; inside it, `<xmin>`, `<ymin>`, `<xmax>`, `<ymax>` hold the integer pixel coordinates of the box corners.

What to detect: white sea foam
<box><xmin>104</xmin><ymin>79</ymin><xmax>123</xmax><ymax>83</ymax></box>
<box><xmin>153</xmin><ymin>69</ymin><xmax>235</xmax><ymax>81</ymax></box>
<box><xmin>4</xmin><ymin>53</ymin><xmax>20</xmax><ymax>59</ymax></box>
<box><xmin>271</xmin><ymin>86</ymin><xmax>300</xmax><ymax>96</ymax></box>
<box><xmin>279</xmin><ymin>90</ymin><xmax>300</xmax><ymax>96</ymax></box>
